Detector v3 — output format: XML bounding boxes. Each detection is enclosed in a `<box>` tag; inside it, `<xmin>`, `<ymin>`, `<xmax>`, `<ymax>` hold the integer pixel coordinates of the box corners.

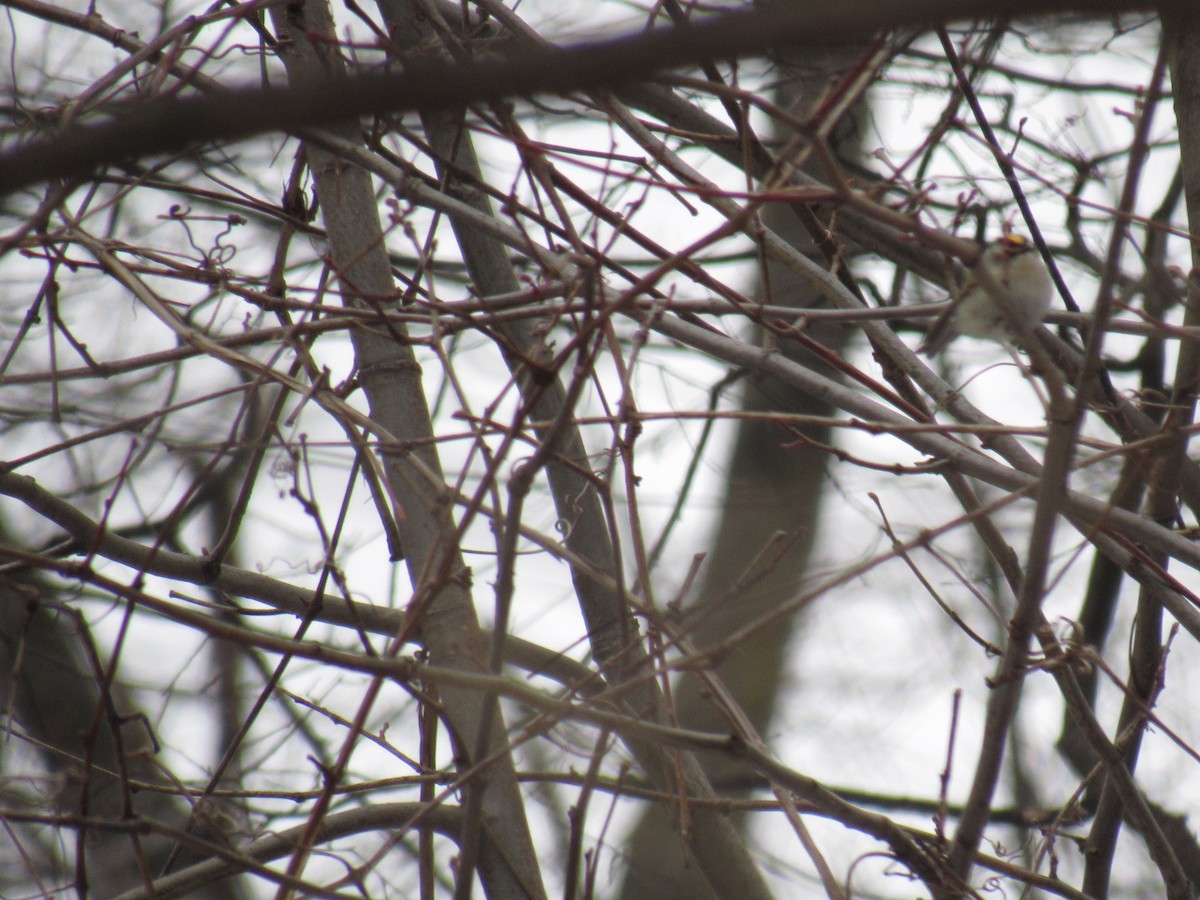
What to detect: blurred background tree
<box><xmin>1</xmin><ymin>2</ymin><xmax>1198</xmax><ymax>898</ymax></box>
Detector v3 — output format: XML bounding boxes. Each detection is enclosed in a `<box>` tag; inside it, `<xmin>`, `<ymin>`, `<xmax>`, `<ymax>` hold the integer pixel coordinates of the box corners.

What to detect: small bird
<box><xmin>918</xmin><ymin>234</ymin><xmax>1053</xmax><ymax>356</ymax></box>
